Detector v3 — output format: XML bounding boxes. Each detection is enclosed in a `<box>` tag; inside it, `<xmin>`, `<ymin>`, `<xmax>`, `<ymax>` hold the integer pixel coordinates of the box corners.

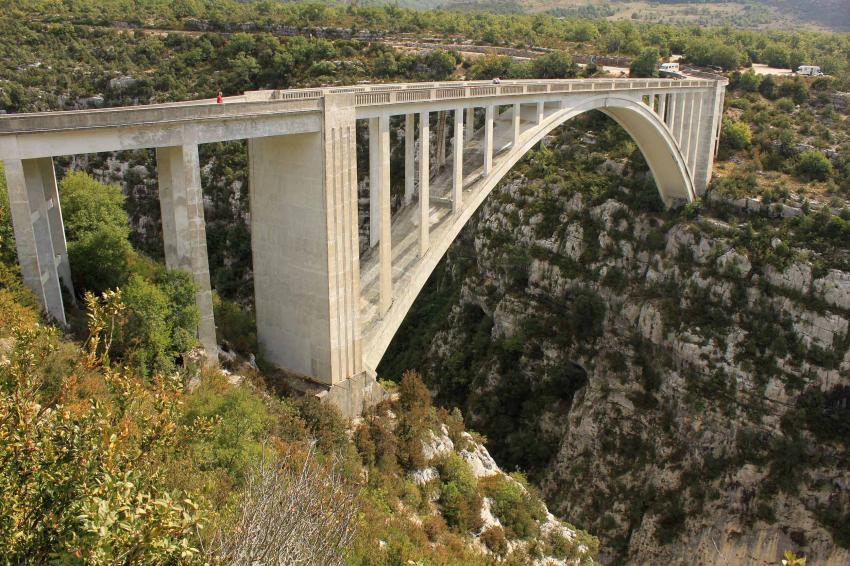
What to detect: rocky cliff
<box><xmin>380</xmin><ymin>120</ymin><xmax>850</xmax><ymax>564</ymax></box>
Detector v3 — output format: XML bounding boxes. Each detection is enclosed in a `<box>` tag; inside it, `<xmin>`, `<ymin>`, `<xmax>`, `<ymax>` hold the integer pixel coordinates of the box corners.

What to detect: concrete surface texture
<box><xmin>0</xmin><ymin>78</ymin><xmax>726</xmax><ymax>414</ymax></box>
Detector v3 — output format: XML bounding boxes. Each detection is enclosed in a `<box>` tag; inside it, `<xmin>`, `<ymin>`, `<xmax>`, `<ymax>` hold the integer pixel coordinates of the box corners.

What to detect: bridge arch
<box><xmin>362</xmin><ymin>93</ymin><xmax>696</xmax><ymax>370</ymax></box>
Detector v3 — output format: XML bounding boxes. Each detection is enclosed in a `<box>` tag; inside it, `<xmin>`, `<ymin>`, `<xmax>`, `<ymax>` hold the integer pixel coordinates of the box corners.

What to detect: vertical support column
<box><xmin>680</xmin><ymin>93</ymin><xmax>695</xmax><ymax>168</ymax></box>
<box><xmin>156</xmin><ymin>144</ymin><xmax>217</xmax><ymax>362</ymax></box>
<box><xmin>484</xmin><ymin>104</ymin><xmax>494</xmax><ymax>176</ymax></box>
<box><xmin>404</xmin><ymin>113</ymin><xmax>415</xmax><ymax>205</ymax></box>
<box><xmin>436</xmin><ymin>111</ymin><xmax>447</xmax><ymax>169</ymax></box>
<box><xmin>248</xmin><ymin>93</ymin><xmax>362</xmax><ymax>385</ymax></box>
<box><xmin>668</xmin><ymin>93</ymin><xmax>678</xmax><ymax>133</ymax></box>
<box><xmin>687</xmin><ymin>94</ymin><xmax>704</xmax><ymax>173</ymax></box>
<box><xmin>4</xmin><ymin>157</ymin><xmax>67</xmax><ymax>325</ymax></box>
<box><xmin>368</xmin><ymin>118</ymin><xmax>381</xmax><ymax>247</ymax></box>
<box><xmin>659</xmin><ymin>93</ymin><xmax>667</xmax><ymax>125</ymax></box>
<box><xmin>452</xmin><ymin>107</ymin><xmax>463</xmax><ymax>212</ymax></box>
<box><xmin>692</xmin><ymin>82</ymin><xmax>727</xmax><ymax>194</ymax></box>
<box><xmin>419</xmin><ymin>110</ymin><xmax>430</xmax><ymax>257</ymax></box>
<box><xmin>536</xmin><ymin>100</ymin><xmax>545</xmax><ymax>124</ymax></box>
<box><xmin>376</xmin><ymin>115</ymin><xmax>392</xmax><ymax>317</ymax></box>
<box><xmin>41</xmin><ymin>159</ymin><xmax>74</xmax><ymax>298</ymax></box>
<box><xmin>675</xmin><ymin>93</ymin><xmax>688</xmax><ymax>145</ymax></box>
<box><xmin>512</xmin><ymin>103</ymin><xmax>521</xmax><ymax>148</ymax></box>
<box><xmin>465</xmin><ymin>107</ymin><xmax>474</xmax><ymax>143</ymax></box>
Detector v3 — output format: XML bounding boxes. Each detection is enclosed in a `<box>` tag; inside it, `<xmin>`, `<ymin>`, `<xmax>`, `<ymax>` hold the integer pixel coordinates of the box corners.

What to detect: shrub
<box><xmin>721</xmin><ymin>118</ymin><xmax>752</xmax><ymax>150</ymax></box>
<box><xmin>795</xmin><ymin>150</ymin><xmax>833</xmax><ymax>181</ymax></box>
<box><xmin>181</xmin><ymin>374</ymin><xmax>272</xmax><ymax>482</ymax></box>
<box><xmin>481</xmin><ymin>525</ymin><xmax>508</xmax><ymax>556</ymax></box>
<box><xmin>480</xmin><ymin>473</ymin><xmax>546</xmax><ymax>539</ymax></box>
<box><xmin>115</xmin><ymin>271</ymin><xmax>199</xmax><ymax>376</ymax></box>
<box><xmin>435</xmin><ymin>453</ymin><xmax>482</xmax><ymax>533</ymax></box>
<box><xmin>0</xmin><ymin>293</ymin><xmax>204</xmax><ymax>564</ymax></box>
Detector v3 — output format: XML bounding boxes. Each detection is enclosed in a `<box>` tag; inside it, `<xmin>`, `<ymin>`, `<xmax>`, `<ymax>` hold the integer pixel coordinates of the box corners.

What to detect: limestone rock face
<box><xmin>813</xmin><ymin>269</ymin><xmax>850</xmax><ymax>311</ymax></box>
<box><xmin>416</xmin><ymin>176</ymin><xmax>850</xmax><ymax>565</ymax></box>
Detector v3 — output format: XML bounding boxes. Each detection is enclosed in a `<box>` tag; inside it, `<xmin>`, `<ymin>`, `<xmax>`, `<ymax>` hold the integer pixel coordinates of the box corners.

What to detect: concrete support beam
<box><xmin>680</xmin><ymin>93</ymin><xmax>695</xmax><ymax>171</ymax></box>
<box><xmin>484</xmin><ymin>104</ymin><xmax>494</xmax><ymax>176</ymax></box>
<box><xmin>156</xmin><ymin>144</ymin><xmax>217</xmax><ymax>361</ymax></box>
<box><xmin>658</xmin><ymin>93</ymin><xmax>667</xmax><ymax>124</ymax></box>
<box><xmin>44</xmin><ymin>166</ymin><xmax>74</xmax><ymax>300</ymax></box>
<box><xmin>512</xmin><ymin>103</ymin><xmax>521</xmax><ymax>147</ymax></box>
<box><xmin>692</xmin><ymin>85</ymin><xmax>726</xmax><ymax>194</ymax></box>
<box><xmin>376</xmin><ymin>115</ymin><xmax>392</xmax><ymax>317</ymax></box>
<box><xmin>418</xmin><ymin>111</ymin><xmax>430</xmax><ymax>257</ymax></box>
<box><xmin>675</xmin><ymin>93</ymin><xmax>687</xmax><ymax>145</ymax></box>
<box><xmin>687</xmin><ymin>94</ymin><xmax>704</xmax><ymax>173</ymax></box>
<box><xmin>465</xmin><ymin>107</ymin><xmax>474</xmax><ymax>143</ymax></box>
<box><xmin>248</xmin><ymin>93</ymin><xmax>361</xmax><ymax>385</ymax></box>
<box><xmin>368</xmin><ymin>118</ymin><xmax>381</xmax><ymax>247</ymax></box>
<box><xmin>536</xmin><ymin>101</ymin><xmax>545</xmax><ymax>124</ymax></box>
<box><xmin>404</xmin><ymin>113</ymin><xmax>415</xmax><ymax>205</ymax></box>
<box><xmin>452</xmin><ymin>107</ymin><xmax>463</xmax><ymax>212</ymax></box>
<box><xmin>667</xmin><ymin>93</ymin><xmax>678</xmax><ymax>132</ymax></box>
<box><xmin>4</xmin><ymin>157</ymin><xmax>67</xmax><ymax>325</ymax></box>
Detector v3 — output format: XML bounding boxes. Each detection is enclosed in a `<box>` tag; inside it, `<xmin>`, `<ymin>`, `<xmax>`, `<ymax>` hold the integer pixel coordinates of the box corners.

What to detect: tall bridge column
<box><xmin>691</xmin><ymin>84</ymin><xmax>726</xmax><ymax>194</ymax></box>
<box><xmin>658</xmin><ymin>93</ymin><xmax>668</xmax><ymax>123</ymax></box>
<box><xmin>4</xmin><ymin>157</ymin><xmax>68</xmax><ymax>325</ymax></box>
<box><xmin>404</xmin><ymin>114</ymin><xmax>415</xmax><ymax>205</ymax></box>
<box><xmin>156</xmin><ymin>144</ymin><xmax>217</xmax><ymax>362</ymax></box>
<box><xmin>512</xmin><ymin>103</ymin><xmax>521</xmax><ymax>147</ymax></box>
<box><xmin>484</xmin><ymin>104</ymin><xmax>494</xmax><ymax>176</ymax></box>
<box><xmin>249</xmin><ymin>93</ymin><xmax>362</xmax><ymax>386</ymax></box>
<box><xmin>452</xmin><ymin>107</ymin><xmax>463</xmax><ymax>211</ymax></box>
<box><xmin>373</xmin><ymin>115</ymin><xmax>392</xmax><ymax>317</ymax></box>
<box><xmin>536</xmin><ymin>101</ymin><xmax>545</xmax><ymax>125</ymax></box>
<box><xmin>465</xmin><ymin>107</ymin><xmax>474</xmax><ymax>143</ymax></box>
<box><xmin>369</xmin><ymin>118</ymin><xmax>381</xmax><ymax>247</ymax></box>
<box><xmin>419</xmin><ymin>111</ymin><xmax>430</xmax><ymax>257</ymax></box>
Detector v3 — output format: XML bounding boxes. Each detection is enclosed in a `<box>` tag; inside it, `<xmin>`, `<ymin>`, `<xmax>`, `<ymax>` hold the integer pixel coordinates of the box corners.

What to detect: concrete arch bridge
<box><xmin>0</xmin><ymin>77</ymin><xmax>726</xmax><ymax>414</ymax></box>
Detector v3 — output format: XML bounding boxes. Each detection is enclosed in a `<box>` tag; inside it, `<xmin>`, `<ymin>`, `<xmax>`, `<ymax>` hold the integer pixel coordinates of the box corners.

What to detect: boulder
<box><xmin>813</xmin><ymin>269</ymin><xmax>850</xmax><ymax>311</ymax></box>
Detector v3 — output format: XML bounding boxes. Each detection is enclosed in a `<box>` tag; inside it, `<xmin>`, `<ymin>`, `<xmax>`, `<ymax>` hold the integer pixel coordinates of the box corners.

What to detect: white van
<box><xmin>797</xmin><ymin>65</ymin><xmax>823</xmax><ymax>76</ymax></box>
<box><xmin>659</xmin><ymin>62</ymin><xmax>680</xmax><ymax>73</ymax></box>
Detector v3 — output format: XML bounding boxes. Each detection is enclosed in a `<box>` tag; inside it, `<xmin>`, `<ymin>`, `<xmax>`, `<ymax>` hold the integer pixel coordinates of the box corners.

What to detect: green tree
<box><xmin>59</xmin><ymin>171</ymin><xmax>129</xmax><ymax>242</ymax></box>
<box><xmin>630</xmin><ymin>48</ymin><xmax>660</xmax><ymax>78</ymax></box>
<box><xmin>738</xmin><ymin>69</ymin><xmax>762</xmax><ymax>92</ymax></box>
<box><xmin>531</xmin><ymin>51</ymin><xmax>578</xmax><ymax>79</ymax></box>
<box><xmin>423</xmin><ymin>49</ymin><xmax>456</xmax><ymax>80</ymax></box>
<box><xmin>68</xmin><ymin>224</ymin><xmax>133</xmax><ymax>294</ymax></box>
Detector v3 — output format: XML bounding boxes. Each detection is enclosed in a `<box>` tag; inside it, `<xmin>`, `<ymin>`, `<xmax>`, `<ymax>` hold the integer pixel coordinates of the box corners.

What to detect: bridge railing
<box><xmin>248</xmin><ymin>77</ymin><xmax>719</xmax><ymax>108</ymax></box>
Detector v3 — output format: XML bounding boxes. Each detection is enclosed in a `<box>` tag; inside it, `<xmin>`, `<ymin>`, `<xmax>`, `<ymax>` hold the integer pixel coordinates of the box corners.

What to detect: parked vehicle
<box><xmin>797</xmin><ymin>65</ymin><xmax>824</xmax><ymax>76</ymax></box>
<box><xmin>659</xmin><ymin>62</ymin><xmax>680</xmax><ymax>73</ymax></box>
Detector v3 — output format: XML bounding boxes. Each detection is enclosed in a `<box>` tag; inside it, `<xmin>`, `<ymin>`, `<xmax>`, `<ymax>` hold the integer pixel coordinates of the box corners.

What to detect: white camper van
<box><xmin>797</xmin><ymin>65</ymin><xmax>823</xmax><ymax>76</ymax></box>
<box><xmin>659</xmin><ymin>62</ymin><xmax>680</xmax><ymax>73</ymax></box>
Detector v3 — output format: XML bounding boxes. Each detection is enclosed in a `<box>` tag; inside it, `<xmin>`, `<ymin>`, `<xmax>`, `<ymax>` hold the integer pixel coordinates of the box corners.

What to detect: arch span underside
<box><xmin>360</xmin><ymin>94</ymin><xmax>699</xmax><ymax>371</ymax></box>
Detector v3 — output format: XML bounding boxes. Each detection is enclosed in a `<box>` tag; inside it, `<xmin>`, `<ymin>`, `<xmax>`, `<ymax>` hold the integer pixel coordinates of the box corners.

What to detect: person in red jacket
<box><xmin>216</xmin><ymin>91</ymin><xmax>223</xmax><ymax>104</ymax></box>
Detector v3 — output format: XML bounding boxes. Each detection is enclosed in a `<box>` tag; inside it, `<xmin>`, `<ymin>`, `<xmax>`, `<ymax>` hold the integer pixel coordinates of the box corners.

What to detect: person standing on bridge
<box><xmin>216</xmin><ymin>90</ymin><xmax>223</xmax><ymax>104</ymax></box>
